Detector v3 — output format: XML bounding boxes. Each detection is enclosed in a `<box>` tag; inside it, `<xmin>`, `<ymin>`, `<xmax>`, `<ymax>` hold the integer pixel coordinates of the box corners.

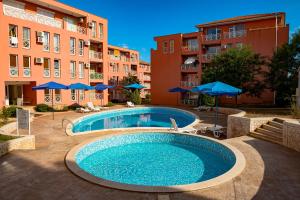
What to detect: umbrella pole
<box><xmin>215</xmin><ymin>96</ymin><xmax>218</xmax><ymax>127</ymax></box>
<box><xmin>52</xmin><ymin>89</ymin><xmax>54</xmax><ymax>120</ymax></box>
<box><xmin>77</xmin><ymin>90</ymin><xmax>80</xmax><ymax>105</ymax></box>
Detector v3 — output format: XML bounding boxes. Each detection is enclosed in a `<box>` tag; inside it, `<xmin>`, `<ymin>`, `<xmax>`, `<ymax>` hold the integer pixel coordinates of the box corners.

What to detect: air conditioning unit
<box><xmin>36</xmin><ymin>31</ymin><xmax>43</xmax><ymax>37</ymax></box>
<box><xmin>36</xmin><ymin>36</ymin><xmax>44</xmax><ymax>43</ymax></box>
<box><xmin>84</xmin><ymin>40</ymin><xmax>90</xmax><ymax>46</ymax></box>
<box><xmin>35</xmin><ymin>57</ymin><xmax>44</xmax><ymax>64</ymax></box>
<box><xmin>222</xmin><ymin>44</ymin><xmax>227</xmax><ymax>49</ymax></box>
<box><xmin>79</xmin><ymin>17</ymin><xmax>84</xmax><ymax>23</ymax></box>
<box><xmin>87</xmin><ymin>22</ymin><xmax>93</xmax><ymax>28</ymax></box>
<box><xmin>84</xmin><ymin>63</ymin><xmax>90</xmax><ymax>68</ymax></box>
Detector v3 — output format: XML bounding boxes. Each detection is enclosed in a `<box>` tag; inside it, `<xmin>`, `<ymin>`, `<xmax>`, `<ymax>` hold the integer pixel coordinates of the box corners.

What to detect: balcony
<box><xmin>77</xmin><ymin>26</ymin><xmax>87</xmax><ymax>35</ymax></box>
<box><xmin>203</xmin><ymin>33</ymin><xmax>221</xmax><ymax>41</ymax></box>
<box><xmin>182</xmin><ymin>46</ymin><xmax>199</xmax><ymax>53</ymax></box>
<box><xmin>180</xmin><ymin>81</ymin><xmax>199</xmax><ymax>88</ymax></box>
<box><xmin>223</xmin><ymin>30</ymin><xmax>247</xmax><ymax>39</ymax></box>
<box><xmin>89</xmin><ymin>51</ymin><xmax>103</xmax><ymax>62</ymax></box>
<box><xmin>181</xmin><ymin>64</ymin><xmax>199</xmax><ymax>72</ymax></box>
<box><xmin>144</xmin><ymin>76</ymin><xmax>151</xmax><ymax>81</ymax></box>
<box><xmin>90</xmin><ymin>72</ymin><xmax>103</xmax><ymax>81</ymax></box>
<box><xmin>202</xmin><ymin>53</ymin><xmax>219</xmax><ymax>63</ymax></box>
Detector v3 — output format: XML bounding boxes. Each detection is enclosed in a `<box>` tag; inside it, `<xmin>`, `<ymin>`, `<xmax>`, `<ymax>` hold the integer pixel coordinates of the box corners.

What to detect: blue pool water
<box><xmin>72</xmin><ymin>107</ymin><xmax>196</xmax><ymax>133</ymax></box>
<box><xmin>76</xmin><ymin>133</ymin><xmax>236</xmax><ymax>186</ymax></box>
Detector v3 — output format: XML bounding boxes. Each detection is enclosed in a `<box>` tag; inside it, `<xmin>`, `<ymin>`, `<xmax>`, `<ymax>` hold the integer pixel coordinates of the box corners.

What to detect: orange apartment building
<box><xmin>0</xmin><ymin>0</ymin><xmax>109</xmax><ymax>107</ymax></box>
<box><xmin>151</xmin><ymin>12</ymin><xmax>289</xmax><ymax>106</ymax></box>
<box><xmin>107</xmin><ymin>45</ymin><xmax>151</xmax><ymax>102</ymax></box>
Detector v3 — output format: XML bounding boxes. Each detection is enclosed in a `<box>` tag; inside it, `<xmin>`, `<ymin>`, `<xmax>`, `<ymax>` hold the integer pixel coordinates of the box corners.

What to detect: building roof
<box><xmin>108</xmin><ymin>45</ymin><xmax>139</xmax><ymax>53</ymax></box>
<box><xmin>140</xmin><ymin>60</ymin><xmax>150</xmax><ymax>65</ymax></box>
<box><xmin>196</xmin><ymin>12</ymin><xmax>285</xmax><ymax>28</ymax></box>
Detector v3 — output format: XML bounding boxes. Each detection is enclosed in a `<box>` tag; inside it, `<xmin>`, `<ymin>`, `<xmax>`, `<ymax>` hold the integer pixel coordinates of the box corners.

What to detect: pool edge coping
<box><xmin>66</xmin><ymin>106</ymin><xmax>200</xmax><ymax>136</ymax></box>
<box><xmin>65</xmin><ymin>131</ymin><xmax>246</xmax><ymax>193</ymax></box>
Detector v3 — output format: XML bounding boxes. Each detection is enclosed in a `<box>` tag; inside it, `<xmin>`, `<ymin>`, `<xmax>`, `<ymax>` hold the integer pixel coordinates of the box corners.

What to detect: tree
<box><xmin>267</xmin><ymin>30</ymin><xmax>300</xmax><ymax>106</ymax></box>
<box><xmin>121</xmin><ymin>74</ymin><xmax>142</xmax><ymax>102</ymax></box>
<box><xmin>202</xmin><ymin>47</ymin><xmax>266</xmax><ymax>97</ymax></box>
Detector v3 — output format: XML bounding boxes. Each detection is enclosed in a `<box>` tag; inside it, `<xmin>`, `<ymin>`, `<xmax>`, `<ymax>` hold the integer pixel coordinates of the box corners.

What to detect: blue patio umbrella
<box><xmin>192</xmin><ymin>81</ymin><xmax>242</xmax><ymax>126</ymax></box>
<box><xmin>168</xmin><ymin>87</ymin><xmax>190</xmax><ymax>104</ymax></box>
<box><xmin>68</xmin><ymin>83</ymin><xmax>95</xmax><ymax>104</ymax></box>
<box><xmin>124</xmin><ymin>83</ymin><xmax>145</xmax><ymax>89</ymax></box>
<box><xmin>32</xmin><ymin>81</ymin><xmax>69</xmax><ymax>119</ymax></box>
<box><xmin>94</xmin><ymin>84</ymin><xmax>114</xmax><ymax>105</ymax></box>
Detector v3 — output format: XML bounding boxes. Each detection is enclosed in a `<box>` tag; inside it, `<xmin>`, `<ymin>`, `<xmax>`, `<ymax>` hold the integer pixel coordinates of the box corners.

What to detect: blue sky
<box><xmin>59</xmin><ymin>0</ymin><xmax>300</xmax><ymax>62</ymax></box>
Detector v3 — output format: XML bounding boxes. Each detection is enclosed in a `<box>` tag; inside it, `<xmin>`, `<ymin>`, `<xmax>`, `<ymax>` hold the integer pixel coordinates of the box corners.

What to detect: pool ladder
<box><xmin>62</xmin><ymin>118</ymin><xmax>74</xmax><ymax>135</ymax></box>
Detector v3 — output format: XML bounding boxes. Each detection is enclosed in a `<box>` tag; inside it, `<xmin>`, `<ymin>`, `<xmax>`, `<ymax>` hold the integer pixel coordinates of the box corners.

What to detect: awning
<box><xmin>184</xmin><ymin>57</ymin><xmax>197</xmax><ymax>65</ymax></box>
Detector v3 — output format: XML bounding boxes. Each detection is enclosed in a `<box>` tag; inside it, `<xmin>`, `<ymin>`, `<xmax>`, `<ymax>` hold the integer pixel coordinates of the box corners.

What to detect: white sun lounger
<box><xmin>87</xmin><ymin>102</ymin><xmax>101</xmax><ymax>112</ymax></box>
<box><xmin>169</xmin><ymin>118</ymin><xmax>197</xmax><ymax>134</ymax></box>
<box><xmin>76</xmin><ymin>107</ymin><xmax>90</xmax><ymax>113</ymax></box>
<box><xmin>207</xmin><ymin>125</ymin><xmax>225</xmax><ymax>138</ymax></box>
<box><xmin>193</xmin><ymin>106</ymin><xmax>211</xmax><ymax>112</ymax></box>
<box><xmin>127</xmin><ymin>101</ymin><xmax>135</xmax><ymax>107</ymax></box>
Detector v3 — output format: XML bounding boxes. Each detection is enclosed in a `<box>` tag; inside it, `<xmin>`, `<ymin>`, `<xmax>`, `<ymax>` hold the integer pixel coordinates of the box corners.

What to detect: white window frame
<box><xmin>53</xmin><ymin>34</ymin><xmax>60</xmax><ymax>53</ymax></box>
<box><xmin>70</xmin><ymin>61</ymin><xmax>76</xmax><ymax>78</ymax></box>
<box><xmin>9</xmin><ymin>24</ymin><xmax>18</xmax><ymax>48</ymax></box>
<box><xmin>43</xmin><ymin>58</ymin><xmax>50</xmax><ymax>77</ymax></box>
<box><xmin>23</xmin><ymin>56</ymin><xmax>31</xmax><ymax>77</ymax></box>
<box><xmin>79</xmin><ymin>90</ymin><xmax>84</xmax><ymax>101</ymax></box>
<box><xmin>78</xmin><ymin>40</ymin><xmax>84</xmax><ymax>56</ymax></box>
<box><xmin>9</xmin><ymin>54</ymin><xmax>18</xmax><ymax>77</ymax></box>
<box><xmin>54</xmin><ymin>59</ymin><xmax>61</xmax><ymax>78</ymax></box>
<box><xmin>71</xmin><ymin>89</ymin><xmax>77</xmax><ymax>101</ymax></box>
<box><xmin>99</xmin><ymin>23</ymin><xmax>103</xmax><ymax>39</ymax></box>
<box><xmin>91</xmin><ymin>21</ymin><xmax>96</xmax><ymax>38</ymax></box>
<box><xmin>43</xmin><ymin>32</ymin><xmax>50</xmax><ymax>51</ymax></box>
<box><xmin>23</xmin><ymin>27</ymin><xmax>30</xmax><ymax>49</ymax></box>
<box><xmin>78</xmin><ymin>62</ymin><xmax>84</xmax><ymax>78</ymax></box>
<box><xmin>169</xmin><ymin>40</ymin><xmax>174</xmax><ymax>53</ymax></box>
<box><xmin>70</xmin><ymin>37</ymin><xmax>76</xmax><ymax>55</ymax></box>
<box><xmin>163</xmin><ymin>41</ymin><xmax>168</xmax><ymax>54</ymax></box>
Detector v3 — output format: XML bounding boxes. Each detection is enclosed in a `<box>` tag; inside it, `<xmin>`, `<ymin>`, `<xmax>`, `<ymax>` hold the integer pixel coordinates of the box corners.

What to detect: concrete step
<box><xmin>268</xmin><ymin>121</ymin><xmax>283</xmax><ymax>129</ymax></box>
<box><xmin>273</xmin><ymin>118</ymin><xmax>285</xmax><ymax>124</ymax></box>
<box><xmin>256</xmin><ymin>128</ymin><xmax>283</xmax><ymax>139</ymax></box>
<box><xmin>249</xmin><ymin>131</ymin><xmax>283</xmax><ymax>145</ymax></box>
<box><xmin>261</xmin><ymin>124</ymin><xmax>282</xmax><ymax>134</ymax></box>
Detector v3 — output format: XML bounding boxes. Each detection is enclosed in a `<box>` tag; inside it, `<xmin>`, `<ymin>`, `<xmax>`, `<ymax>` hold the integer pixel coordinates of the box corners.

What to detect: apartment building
<box><xmin>151</xmin><ymin>12</ymin><xmax>289</xmax><ymax>106</ymax></box>
<box><xmin>139</xmin><ymin>61</ymin><xmax>151</xmax><ymax>98</ymax></box>
<box><xmin>0</xmin><ymin>0</ymin><xmax>108</xmax><ymax>107</ymax></box>
<box><xmin>107</xmin><ymin>45</ymin><xmax>142</xmax><ymax>102</ymax></box>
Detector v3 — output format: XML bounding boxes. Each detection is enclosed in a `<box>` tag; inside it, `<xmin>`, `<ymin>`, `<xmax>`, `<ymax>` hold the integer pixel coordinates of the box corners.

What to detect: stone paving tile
<box><xmin>0</xmin><ymin>107</ymin><xmax>299</xmax><ymax>200</ymax></box>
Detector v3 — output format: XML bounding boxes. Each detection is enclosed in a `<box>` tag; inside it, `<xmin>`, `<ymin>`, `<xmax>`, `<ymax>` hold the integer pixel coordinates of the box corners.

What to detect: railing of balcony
<box><xmin>89</xmin><ymin>51</ymin><xmax>103</xmax><ymax>59</ymax></box>
<box><xmin>23</xmin><ymin>68</ymin><xmax>31</xmax><ymax>77</ymax></box>
<box><xmin>223</xmin><ymin>30</ymin><xmax>247</xmax><ymax>39</ymax></box>
<box><xmin>181</xmin><ymin>64</ymin><xmax>199</xmax><ymax>71</ymax></box>
<box><xmin>90</xmin><ymin>72</ymin><xmax>103</xmax><ymax>80</ymax></box>
<box><xmin>182</xmin><ymin>46</ymin><xmax>199</xmax><ymax>52</ymax></box>
<box><xmin>204</xmin><ymin>33</ymin><xmax>221</xmax><ymax>41</ymax></box>
<box><xmin>77</xmin><ymin>26</ymin><xmax>87</xmax><ymax>35</ymax></box>
<box><xmin>180</xmin><ymin>81</ymin><xmax>199</xmax><ymax>87</ymax></box>
<box><xmin>43</xmin><ymin>69</ymin><xmax>50</xmax><ymax>77</ymax></box>
<box><xmin>202</xmin><ymin>53</ymin><xmax>219</xmax><ymax>62</ymax></box>
<box><xmin>9</xmin><ymin>67</ymin><xmax>18</xmax><ymax>77</ymax></box>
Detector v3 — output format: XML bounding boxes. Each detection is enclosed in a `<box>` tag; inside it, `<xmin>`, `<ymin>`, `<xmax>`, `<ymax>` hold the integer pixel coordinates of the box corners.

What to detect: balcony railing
<box><xmin>43</xmin><ymin>69</ymin><xmax>50</xmax><ymax>77</ymax></box>
<box><xmin>77</xmin><ymin>26</ymin><xmax>87</xmax><ymax>34</ymax></box>
<box><xmin>44</xmin><ymin>94</ymin><xmax>61</xmax><ymax>104</ymax></box>
<box><xmin>203</xmin><ymin>33</ymin><xmax>221</xmax><ymax>41</ymax></box>
<box><xmin>182</xmin><ymin>46</ymin><xmax>199</xmax><ymax>52</ymax></box>
<box><xmin>90</xmin><ymin>72</ymin><xmax>103</xmax><ymax>80</ymax></box>
<box><xmin>181</xmin><ymin>81</ymin><xmax>199</xmax><ymax>87</ymax></box>
<box><xmin>223</xmin><ymin>30</ymin><xmax>247</xmax><ymax>39</ymax></box>
<box><xmin>89</xmin><ymin>51</ymin><xmax>103</xmax><ymax>59</ymax></box>
<box><xmin>23</xmin><ymin>68</ymin><xmax>31</xmax><ymax>77</ymax></box>
<box><xmin>9</xmin><ymin>36</ymin><xmax>18</xmax><ymax>47</ymax></box>
<box><xmin>23</xmin><ymin>39</ymin><xmax>30</xmax><ymax>48</ymax></box>
<box><xmin>181</xmin><ymin>64</ymin><xmax>199</xmax><ymax>71</ymax></box>
<box><xmin>202</xmin><ymin>53</ymin><xmax>219</xmax><ymax>62</ymax></box>
<box><xmin>9</xmin><ymin>67</ymin><xmax>18</xmax><ymax>77</ymax></box>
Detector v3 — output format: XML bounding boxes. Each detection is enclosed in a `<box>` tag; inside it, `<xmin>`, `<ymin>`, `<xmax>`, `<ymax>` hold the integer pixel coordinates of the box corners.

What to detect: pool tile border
<box><xmin>65</xmin><ymin>131</ymin><xmax>246</xmax><ymax>193</ymax></box>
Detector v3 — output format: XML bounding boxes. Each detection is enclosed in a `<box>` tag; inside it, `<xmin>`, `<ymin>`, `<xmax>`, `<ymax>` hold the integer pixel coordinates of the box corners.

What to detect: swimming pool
<box><xmin>66</xmin><ymin>132</ymin><xmax>246</xmax><ymax>192</ymax></box>
<box><xmin>71</xmin><ymin>107</ymin><xmax>197</xmax><ymax>134</ymax></box>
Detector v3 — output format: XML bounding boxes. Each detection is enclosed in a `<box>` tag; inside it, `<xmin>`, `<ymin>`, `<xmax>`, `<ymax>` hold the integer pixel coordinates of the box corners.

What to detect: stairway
<box><xmin>249</xmin><ymin>118</ymin><xmax>284</xmax><ymax>144</ymax></box>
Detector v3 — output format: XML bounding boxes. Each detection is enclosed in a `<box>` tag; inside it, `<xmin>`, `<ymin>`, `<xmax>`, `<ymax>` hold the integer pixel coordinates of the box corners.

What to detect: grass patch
<box><xmin>0</xmin><ymin>134</ymin><xmax>17</xmax><ymax>142</ymax></box>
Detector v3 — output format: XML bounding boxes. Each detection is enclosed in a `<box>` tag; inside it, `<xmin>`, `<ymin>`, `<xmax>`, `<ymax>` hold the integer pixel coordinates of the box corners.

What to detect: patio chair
<box><xmin>193</xmin><ymin>106</ymin><xmax>211</xmax><ymax>112</ymax></box>
<box><xmin>87</xmin><ymin>102</ymin><xmax>101</xmax><ymax>112</ymax></box>
<box><xmin>127</xmin><ymin>101</ymin><xmax>135</xmax><ymax>107</ymax></box>
<box><xmin>169</xmin><ymin>118</ymin><xmax>197</xmax><ymax>134</ymax></box>
<box><xmin>76</xmin><ymin>107</ymin><xmax>90</xmax><ymax>113</ymax></box>
<box><xmin>207</xmin><ymin>125</ymin><xmax>226</xmax><ymax>138</ymax></box>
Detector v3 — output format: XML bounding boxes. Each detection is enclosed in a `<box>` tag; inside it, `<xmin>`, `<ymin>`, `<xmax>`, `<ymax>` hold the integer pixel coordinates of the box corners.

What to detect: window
<box><xmin>65</xmin><ymin>17</ymin><xmax>77</xmax><ymax>32</ymax></box>
<box><xmin>163</xmin><ymin>41</ymin><xmax>168</xmax><ymax>54</ymax></box>
<box><xmin>169</xmin><ymin>40</ymin><xmax>174</xmax><ymax>53</ymax></box>
<box><xmin>99</xmin><ymin>23</ymin><xmax>103</xmax><ymax>39</ymax></box>
<box><xmin>71</xmin><ymin>89</ymin><xmax>77</xmax><ymax>101</ymax></box>
<box><xmin>44</xmin><ymin>89</ymin><xmax>51</xmax><ymax>103</ymax></box>
<box><xmin>70</xmin><ymin>61</ymin><xmax>76</xmax><ymax>78</ymax></box>
<box><xmin>78</xmin><ymin>62</ymin><xmax>84</xmax><ymax>78</ymax></box>
<box><xmin>23</xmin><ymin>56</ymin><xmax>31</xmax><ymax>77</ymax></box>
<box><xmin>53</xmin><ymin>34</ymin><xmax>60</xmax><ymax>53</ymax></box>
<box><xmin>43</xmin><ymin>32</ymin><xmax>50</xmax><ymax>51</ymax></box>
<box><xmin>54</xmin><ymin>59</ymin><xmax>60</xmax><ymax>78</ymax></box>
<box><xmin>23</xmin><ymin>27</ymin><xmax>30</xmax><ymax>49</ymax></box>
<box><xmin>9</xmin><ymin>54</ymin><xmax>18</xmax><ymax>77</ymax></box>
<box><xmin>206</xmin><ymin>28</ymin><xmax>221</xmax><ymax>40</ymax></box>
<box><xmin>70</xmin><ymin>37</ymin><xmax>76</xmax><ymax>55</ymax></box>
<box><xmin>91</xmin><ymin>21</ymin><xmax>96</xmax><ymax>38</ymax></box>
<box><xmin>9</xmin><ymin>24</ymin><xmax>18</xmax><ymax>47</ymax></box>
<box><xmin>79</xmin><ymin>40</ymin><xmax>84</xmax><ymax>56</ymax></box>
<box><xmin>187</xmin><ymin>39</ymin><xmax>198</xmax><ymax>51</ymax></box>
<box><xmin>43</xmin><ymin>58</ymin><xmax>50</xmax><ymax>77</ymax></box>
<box><xmin>54</xmin><ymin>89</ymin><xmax>61</xmax><ymax>103</ymax></box>
<box><xmin>79</xmin><ymin>90</ymin><xmax>84</xmax><ymax>101</ymax></box>
<box><xmin>228</xmin><ymin>24</ymin><xmax>246</xmax><ymax>38</ymax></box>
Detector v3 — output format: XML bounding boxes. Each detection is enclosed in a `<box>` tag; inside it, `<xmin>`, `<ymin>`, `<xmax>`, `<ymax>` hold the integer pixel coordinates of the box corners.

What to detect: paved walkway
<box><xmin>0</xmin><ymin>108</ymin><xmax>300</xmax><ymax>200</ymax></box>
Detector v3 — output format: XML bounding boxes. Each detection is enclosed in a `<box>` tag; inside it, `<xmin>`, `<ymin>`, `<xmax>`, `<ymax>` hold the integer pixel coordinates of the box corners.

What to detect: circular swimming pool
<box><xmin>66</xmin><ymin>132</ymin><xmax>245</xmax><ymax>192</ymax></box>
<box><xmin>71</xmin><ymin>107</ymin><xmax>197</xmax><ymax>134</ymax></box>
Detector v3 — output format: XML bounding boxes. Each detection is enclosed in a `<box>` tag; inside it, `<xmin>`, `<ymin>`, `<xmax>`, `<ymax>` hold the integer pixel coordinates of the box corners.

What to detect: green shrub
<box><xmin>130</xmin><ymin>90</ymin><xmax>141</xmax><ymax>105</ymax></box>
<box><xmin>104</xmin><ymin>102</ymin><xmax>115</xmax><ymax>107</ymax></box>
<box><xmin>35</xmin><ymin>104</ymin><xmax>50</xmax><ymax>112</ymax></box>
<box><xmin>291</xmin><ymin>100</ymin><xmax>300</xmax><ymax>118</ymax></box>
<box><xmin>143</xmin><ymin>94</ymin><xmax>151</xmax><ymax>104</ymax></box>
<box><xmin>201</xmin><ymin>94</ymin><xmax>215</xmax><ymax>107</ymax></box>
<box><xmin>5</xmin><ymin>106</ymin><xmax>22</xmax><ymax>118</ymax></box>
<box><xmin>0</xmin><ymin>107</ymin><xmax>9</xmax><ymax>124</ymax></box>
<box><xmin>68</xmin><ymin>103</ymin><xmax>82</xmax><ymax>110</ymax></box>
